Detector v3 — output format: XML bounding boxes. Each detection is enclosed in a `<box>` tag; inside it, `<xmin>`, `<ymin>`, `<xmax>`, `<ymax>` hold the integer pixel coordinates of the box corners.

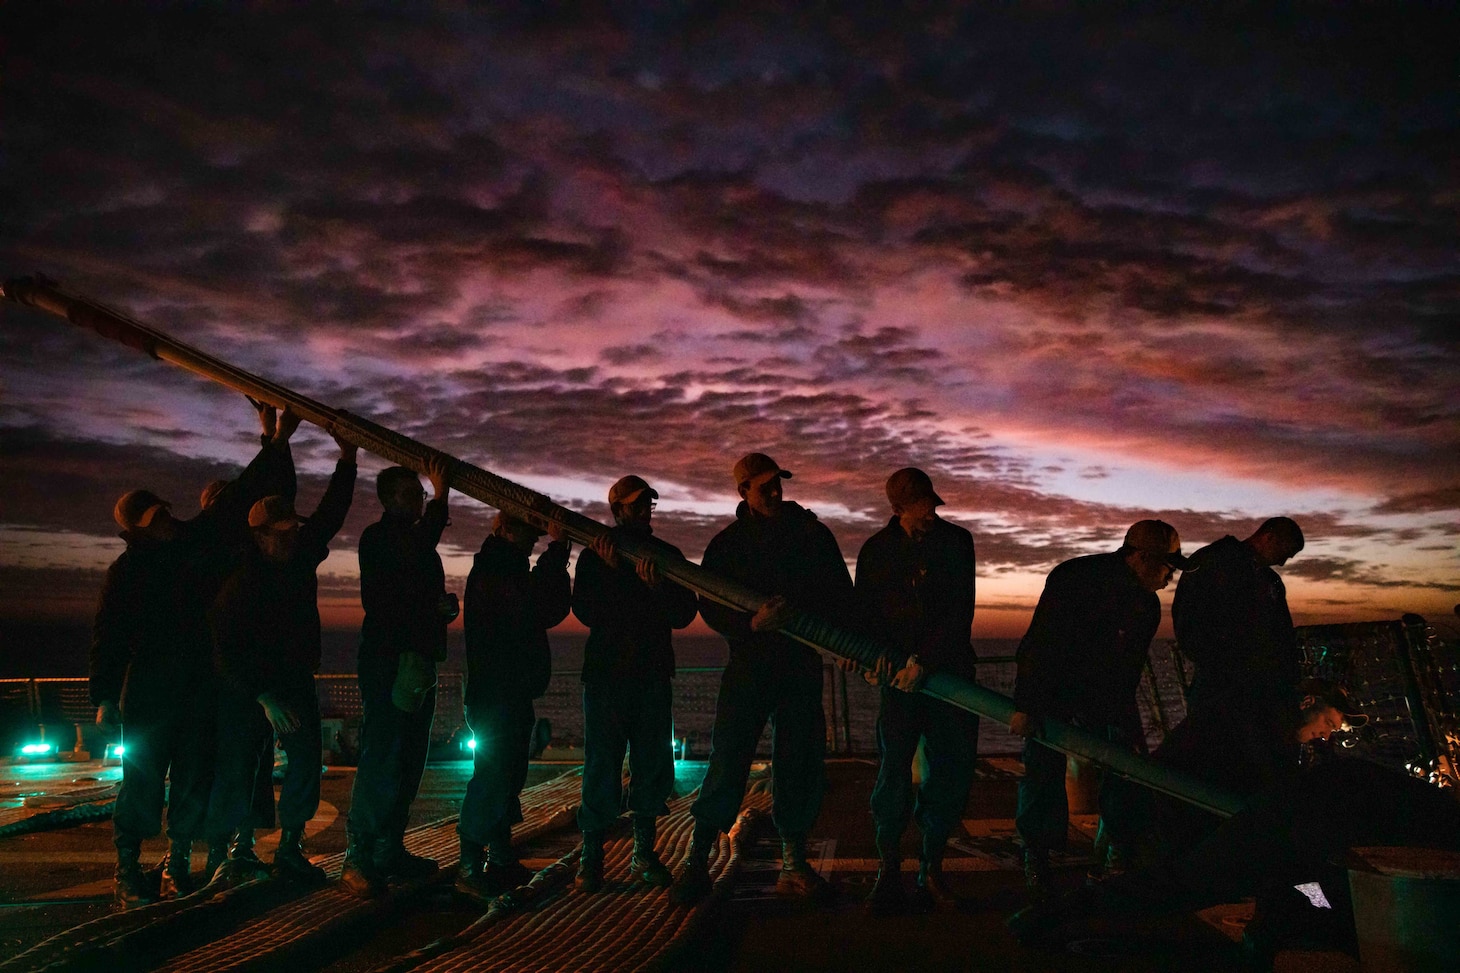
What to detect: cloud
<box><xmin>3</xmin><ymin>2</ymin><xmax>1457</xmax><ymax>633</ymax></box>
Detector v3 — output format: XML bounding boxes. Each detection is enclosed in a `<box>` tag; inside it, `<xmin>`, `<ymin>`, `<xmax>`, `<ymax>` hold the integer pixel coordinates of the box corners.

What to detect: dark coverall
<box><xmin>204</xmin><ymin>441</ymin><xmax>299</xmax><ymax>842</ymax></box>
<box><xmin>91</xmin><ymin>438</ymin><xmax>291</xmax><ymax>853</ymax></box>
<box><xmin>1095</xmin><ymin>758</ymin><xmax>1460</xmax><ymax>951</ymax></box>
<box><xmin>208</xmin><ymin>458</ymin><xmax>355</xmax><ymax>840</ymax></box>
<box><xmin>857</xmin><ymin>515</ymin><xmax>979</xmax><ymax>865</ymax></box>
<box><xmin>572</xmin><ymin>526</ymin><xmax>699</xmax><ymax>833</ymax></box>
<box><xmin>1173</xmin><ymin>534</ymin><xmax>1299</xmax><ymax>713</ymax></box>
<box><xmin>348</xmin><ymin>497</ymin><xmax>450</xmax><ymax>847</ymax></box>
<box><xmin>1149</xmin><ymin>693</ymin><xmax>1304</xmax><ymax>857</ymax></box>
<box><xmin>694</xmin><ymin>500</ymin><xmax>855</xmax><ymax>841</ymax></box>
<box><xmin>1012</xmin><ymin>551</ymin><xmax>1158</xmax><ymax>857</ymax></box>
<box><xmin>458</xmin><ymin>534</ymin><xmax>571</xmax><ymax>856</ymax></box>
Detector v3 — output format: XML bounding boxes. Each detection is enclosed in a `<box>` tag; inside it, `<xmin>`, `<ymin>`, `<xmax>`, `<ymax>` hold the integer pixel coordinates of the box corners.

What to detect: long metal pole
<box><xmin>3</xmin><ymin>274</ymin><xmax>1246</xmax><ymax>816</ymax></box>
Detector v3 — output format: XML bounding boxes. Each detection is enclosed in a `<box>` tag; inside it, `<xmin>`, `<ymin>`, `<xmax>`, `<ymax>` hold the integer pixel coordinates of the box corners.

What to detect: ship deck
<box><xmin>0</xmin><ymin>756</ymin><xmax>1360</xmax><ymax>972</ymax></box>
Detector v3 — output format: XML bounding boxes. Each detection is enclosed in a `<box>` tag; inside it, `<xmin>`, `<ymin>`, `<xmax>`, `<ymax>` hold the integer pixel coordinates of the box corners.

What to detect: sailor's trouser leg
<box><xmin>624</xmin><ymin>678</ymin><xmax>674</xmax><ymax>820</ymax></box>
<box><xmin>1016</xmin><ymin>737</ymin><xmax>1069</xmax><ymax>853</ymax></box>
<box><xmin>274</xmin><ymin>679</ymin><xmax>322</xmax><ymax>832</ymax></box>
<box><xmin>350</xmin><ymin>654</ymin><xmax>437</xmax><ymax>840</ymax></box>
<box><xmin>914</xmin><ymin>695</ymin><xmax>978</xmax><ymax>854</ymax></box>
<box><xmin>768</xmin><ymin>666</ymin><xmax>826</xmax><ymax>840</ymax></box>
<box><xmin>869</xmin><ymin>689</ymin><xmax>918</xmax><ymax>848</ymax></box>
<box><xmin>113</xmin><ymin>711</ymin><xmax>169</xmax><ymax>845</ymax></box>
<box><xmin>578</xmin><ymin>681</ymin><xmax>631</xmax><ymax>834</ymax></box>
<box><xmin>690</xmin><ymin>661</ymin><xmax>773</xmax><ymax>835</ymax></box>
<box><xmin>457</xmin><ymin>698</ymin><xmax>534</xmax><ymax>848</ymax></box>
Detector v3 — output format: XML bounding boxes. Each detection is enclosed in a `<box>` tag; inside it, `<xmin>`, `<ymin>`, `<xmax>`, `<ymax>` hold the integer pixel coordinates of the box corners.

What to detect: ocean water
<box><xmin>1</xmin><ymin>621</ymin><xmax>1187</xmax><ymax>758</ymax></box>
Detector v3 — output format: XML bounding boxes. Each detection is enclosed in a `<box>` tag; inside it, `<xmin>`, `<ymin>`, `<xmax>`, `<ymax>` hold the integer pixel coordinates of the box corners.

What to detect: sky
<box><xmin>2</xmin><ymin>3</ymin><xmax>1457</xmax><ymax>643</ymax></box>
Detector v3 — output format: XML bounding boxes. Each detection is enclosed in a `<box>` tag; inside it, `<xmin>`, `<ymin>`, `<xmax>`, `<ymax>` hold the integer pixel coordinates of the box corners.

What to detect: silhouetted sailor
<box><xmin>1149</xmin><ymin>678</ymin><xmax>1368</xmax><ymax>859</ymax></box>
<box><xmin>1008</xmin><ymin>693</ymin><xmax>1455</xmax><ymax>970</ymax></box>
<box><xmin>571</xmin><ymin>475</ymin><xmax>698</xmax><ymax>892</ymax></box>
<box><xmin>1009</xmin><ymin>520</ymin><xmax>1185</xmax><ymax>900</ymax></box>
<box><xmin>852</xmin><ymin>468</ymin><xmax>978</xmax><ymax>915</ymax></box>
<box><xmin>201</xmin><ymin>402</ymin><xmax>300</xmax><ymax>884</ymax></box>
<box><xmin>91</xmin><ymin>401</ymin><xmax>295</xmax><ymax>906</ymax></box>
<box><xmin>455</xmin><ymin>512</ymin><xmax>571</xmax><ymax>903</ymax></box>
<box><xmin>671</xmin><ymin>452</ymin><xmax>854</xmax><ymax>906</ymax></box>
<box><xmin>341</xmin><ymin>457</ymin><xmax>454</xmax><ymax>898</ymax></box>
<box><xmin>208</xmin><ymin>427</ymin><xmax>357</xmax><ymax>884</ymax></box>
<box><xmin>1173</xmin><ymin>517</ymin><xmax>1305</xmax><ymax>713</ymax></box>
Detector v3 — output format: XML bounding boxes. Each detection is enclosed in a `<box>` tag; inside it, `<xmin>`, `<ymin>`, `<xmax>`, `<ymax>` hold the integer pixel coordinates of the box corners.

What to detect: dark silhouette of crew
<box><xmin>670</xmin><ymin>452</ymin><xmax>854</xmax><ymax>906</ymax></box>
<box><xmin>208</xmin><ymin>424</ymin><xmax>357</xmax><ymax>883</ymax></box>
<box><xmin>571</xmin><ymin>475</ymin><xmax>698</xmax><ymax>892</ymax></box>
<box><xmin>455</xmin><ymin>512</ymin><xmax>571</xmax><ymax>902</ymax></box>
<box><xmin>92</xmin><ymin>401</ymin><xmax>295</xmax><ymax>906</ymax></box>
<box><xmin>1173</xmin><ymin>517</ymin><xmax>1306</xmax><ymax>715</ymax></box>
<box><xmin>341</xmin><ymin>456</ymin><xmax>454</xmax><ymax>897</ymax></box>
<box><xmin>1009</xmin><ymin>520</ymin><xmax>1186</xmax><ymax>900</ymax></box>
<box><xmin>852</xmin><ymin>468</ymin><xmax>978</xmax><ymax>915</ymax></box>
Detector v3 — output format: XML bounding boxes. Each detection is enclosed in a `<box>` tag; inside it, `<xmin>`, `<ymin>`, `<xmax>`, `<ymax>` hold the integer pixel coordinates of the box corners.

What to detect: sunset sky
<box><xmin>2</xmin><ymin>4</ymin><xmax>1457</xmax><ymax>643</ymax></box>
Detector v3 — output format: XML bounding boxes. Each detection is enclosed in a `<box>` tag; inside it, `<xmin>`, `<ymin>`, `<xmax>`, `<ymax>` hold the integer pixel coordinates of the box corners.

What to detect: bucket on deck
<box><xmin>1346</xmin><ymin>846</ymin><xmax>1460</xmax><ymax>973</ymax></box>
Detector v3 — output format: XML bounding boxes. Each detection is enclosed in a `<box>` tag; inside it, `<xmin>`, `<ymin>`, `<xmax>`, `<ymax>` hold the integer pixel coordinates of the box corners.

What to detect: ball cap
<box><xmin>199</xmin><ymin>479</ymin><xmax>230</xmax><ymax>511</ymax></box>
<box><xmin>886</xmin><ymin>467</ymin><xmax>944</xmax><ymax>508</ymax></box>
<box><xmin>248</xmin><ymin>495</ymin><xmax>305</xmax><ymax>530</ymax></box>
<box><xmin>608</xmin><ymin>474</ymin><xmax>659</xmax><ymax>506</ymax></box>
<box><xmin>1123</xmin><ymin>519</ymin><xmax>1188</xmax><ymax>569</ymax></box>
<box><xmin>733</xmin><ymin>452</ymin><xmax>792</xmax><ymax>489</ymax></box>
<box><xmin>114</xmin><ymin>489</ymin><xmax>171</xmax><ymax>531</ymax></box>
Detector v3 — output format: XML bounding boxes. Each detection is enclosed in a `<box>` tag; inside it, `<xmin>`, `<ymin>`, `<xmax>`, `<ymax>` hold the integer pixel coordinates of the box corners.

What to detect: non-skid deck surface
<box><xmin>2</xmin><ymin>769</ymin><xmax>585</xmax><ymax>973</ymax></box>
<box><xmin>152</xmin><ymin>771</ymin><xmax>585</xmax><ymax>973</ymax></box>
<box><xmin>388</xmin><ymin>777</ymin><xmax>775</xmax><ymax>973</ymax></box>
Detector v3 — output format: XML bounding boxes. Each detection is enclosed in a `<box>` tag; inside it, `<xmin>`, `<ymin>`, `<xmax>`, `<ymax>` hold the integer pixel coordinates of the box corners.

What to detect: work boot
<box><xmin>274</xmin><ymin>828</ymin><xmax>327</xmax><ymax>884</ymax></box>
<box><xmin>376</xmin><ymin>834</ymin><xmax>439</xmax><ymax>882</ymax></box>
<box><xmin>1023</xmin><ymin>847</ymin><xmax>1052</xmax><ymax>903</ymax></box>
<box><xmin>576</xmin><ymin>831</ymin><xmax>605</xmax><ymax>892</ymax></box>
<box><xmin>776</xmin><ymin>835</ymin><xmax>835</xmax><ymax>904</ymax></box>
<box><xmin>668</xmin><ymin>822</ymin><xmax>716</xmax><ymax>906</ymax></box>
<box><xmin>484</xmin><ymin>856</ymin><xmax>533</xmax><ymax>894</ymax></box>
<box><xmin>864</xmin><ymin>860</ymin><xmax>906</xmax><ymax>916</ymax></box>
<box><xmin>204</xmin><ymin>840</ymin><xmax>229</xmax><ymax>884</ymax></box>
<box><xmin>341</xmin><ymin>832</ymin><xmax>386</xmax><ymax>899</ymax></box>
<box><xmin>628</xmin><ymin>816</ymin><xmax>672</xmax><ymax>888</ymax></box>
<box><xmin>454</xmin><ymin>841</ymin><xmax>493</xmax><ymax>905</ymax></box>
<box><xmin>114</xmin><ymin>839</ymin><xmax>160</xmax><ymax>908</ymax></box>
<box><xmin>1101</xmin><ymin>841</ymin><xmax>1133</xmax><ymax>880</ymax></box>
<box><xmin>159</xmin><ymin>839</ymin><xmax>199</xmax><ymax>898</ymax></box>
<box><xmin>227</xmin><ymin>828</ymin><xmax>272</xmax><ymax>881</ymax></box>
<box><xmin>913</xmin><ymin>859</ymin><xmax>955</xmax><ymax>912</ymax></box>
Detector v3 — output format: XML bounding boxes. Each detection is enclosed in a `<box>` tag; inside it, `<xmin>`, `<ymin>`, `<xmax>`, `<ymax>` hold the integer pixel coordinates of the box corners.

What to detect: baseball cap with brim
<box><xmin>734</xmin><ymin>452</ymin><xmax>792</xmax><ymax>489</ymax></box>
<box><xmin>1299</xmin><ymin>678</ymin><xmax>1369</xmax><ymax>729</ymax></box>
<box><xmin>1123</xmin><ymin>519</ymin><xmax>1188</xmax><ymax>569</ymax></box>
<box><xmin>114</xmin><ymin>490</ymin><xmax>172</xmax><ymax>531</ymax></box>
<box><xmin>886</xmin><ymin>467</ymin><xmax>945</xmax><ymax>508</ymax></box>
<box><xmin>248</xmin><ymin>495</ymin><xmax>305</xmax><ymax>530</ymax></box>
<box><xmin>608</xmin><ymin>474</ymin><xmax>659</xmax><ymax>506</ymax></box>
<box><xmin>199</xmin><ymin>479</ymin><xmax>230</xmax><ymax>511</ymax></box>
